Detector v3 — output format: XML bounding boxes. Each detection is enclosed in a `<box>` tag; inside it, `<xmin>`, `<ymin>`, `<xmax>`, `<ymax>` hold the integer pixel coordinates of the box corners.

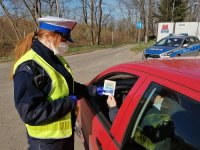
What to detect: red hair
<box><xmin>11</xmin><ymin>30</ymin><xmax>62</xmax><ymax>79</ymax></box>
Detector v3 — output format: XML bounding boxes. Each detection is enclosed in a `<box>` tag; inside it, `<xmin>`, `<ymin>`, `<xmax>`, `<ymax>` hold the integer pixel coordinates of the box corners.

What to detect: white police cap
<box><xmin>38</xmin><ymin>16</ymin><xmax>77</xmax><ymax>42</ymax></box>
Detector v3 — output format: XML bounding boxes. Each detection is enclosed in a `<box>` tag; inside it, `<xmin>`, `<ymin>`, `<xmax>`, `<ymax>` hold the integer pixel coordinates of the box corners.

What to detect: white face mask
<box><xmin>51</xmin><ymin>42</ymin><xmax>69</xmax><ymax>56</ymax></box>
<box><xmin>153</xmin><ymin>97</ymin><xmax>164</xmax><ymax>110</ymax></box>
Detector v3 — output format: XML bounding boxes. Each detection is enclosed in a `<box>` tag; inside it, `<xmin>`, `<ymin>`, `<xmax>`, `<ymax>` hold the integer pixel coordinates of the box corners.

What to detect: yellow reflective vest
<box><xmin>13</xmin><ymin>49</ymin><xmax>74</xmax><ymax>139</ymax></box>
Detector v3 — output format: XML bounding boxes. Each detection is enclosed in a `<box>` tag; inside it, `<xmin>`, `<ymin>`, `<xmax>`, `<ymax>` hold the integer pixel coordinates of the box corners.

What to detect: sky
<box><xmin>66</xmin><ymin>0</ymin><xmax>123</xmax><ymax>19</ymax></box>
<box><xmin>0</xmin><ymin>0</ymin><xmax>124</xmax><ymax>20</ymax></box>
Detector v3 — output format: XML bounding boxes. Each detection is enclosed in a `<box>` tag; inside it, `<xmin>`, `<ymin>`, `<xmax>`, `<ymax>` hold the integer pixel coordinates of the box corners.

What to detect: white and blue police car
<box><xmin>142</xmin><ymin>34</ymin><xmax>200</xmax><ymax>59</ymax></box>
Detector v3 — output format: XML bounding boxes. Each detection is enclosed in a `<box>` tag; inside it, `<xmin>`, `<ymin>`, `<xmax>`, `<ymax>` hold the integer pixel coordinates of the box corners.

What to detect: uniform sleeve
<box><xmin>13</xmin><ymin>71</ymin><xmax>75</xmax><ymax>126</ymax></box>
<box><xmin>74</xmin><ymin>82</ymin><xmax>98</xmax><ymax>99</ymax></box>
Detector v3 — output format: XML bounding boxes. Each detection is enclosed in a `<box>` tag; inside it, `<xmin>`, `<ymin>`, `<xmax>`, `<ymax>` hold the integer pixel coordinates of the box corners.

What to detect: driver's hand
<box><xmin>107</xmin><ymin>95</ymin><xmax>117</xmax><ymax>108</ymax></box>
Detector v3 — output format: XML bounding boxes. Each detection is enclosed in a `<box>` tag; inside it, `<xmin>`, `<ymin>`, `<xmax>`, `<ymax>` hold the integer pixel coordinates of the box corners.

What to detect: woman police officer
<box><xmin>11</xmin><ymin>16</ymin><xmax>102</xmax><ymax>150</ymax></box>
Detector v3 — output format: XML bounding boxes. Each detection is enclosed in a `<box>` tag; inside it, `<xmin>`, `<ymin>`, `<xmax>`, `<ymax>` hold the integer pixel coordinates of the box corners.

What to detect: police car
<box><xmin>142</xmin><ymin>34</ymin><xmax>200</xmax><ymax>59</ymax></box>
<box><xmin>79</xmin><ymin>58</ymin><xmax>200</xmax><ymax>150</ymax></box>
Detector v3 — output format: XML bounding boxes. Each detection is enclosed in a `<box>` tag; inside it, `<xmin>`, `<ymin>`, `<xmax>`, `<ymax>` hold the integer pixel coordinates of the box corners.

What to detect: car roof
<box><xmin>110</xmin><ymin>57</ymin><xmax>200</xmax><ymax>93</ymax></box>
<box><xmin>166</xmin><ymin>35</ymin><xmax>186</xmax><ymax>39</ymax></box>
<box><xmin>166</xmin><ymin>35</ymin><xmax>197</xmax><ymax>39</ymax></box>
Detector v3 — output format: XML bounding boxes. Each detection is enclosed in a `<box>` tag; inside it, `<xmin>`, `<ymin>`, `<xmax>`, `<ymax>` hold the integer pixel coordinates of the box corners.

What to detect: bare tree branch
<box><xmin>0</xmin><ymin>0</ymin><xmax>21</xmax><ymax>42</ymax></box>
<box><xmin>21</xmin><ymin>0</ymin><xmax>38</xmax><ymax>30</ymax></box>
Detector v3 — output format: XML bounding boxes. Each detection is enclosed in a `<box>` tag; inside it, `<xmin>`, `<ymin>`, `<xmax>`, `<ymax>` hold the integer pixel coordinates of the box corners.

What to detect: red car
<box><xmin>79</xmin><ymin>58</ymin><xmax>200</xmax><ymax>150</ymax></box>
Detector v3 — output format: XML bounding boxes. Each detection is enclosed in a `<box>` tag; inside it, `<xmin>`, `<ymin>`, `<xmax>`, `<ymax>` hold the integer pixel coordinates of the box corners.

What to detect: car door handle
<box><xmin>96</xmin><ymin>138</ymin><xmax>103</xmax><ymax>150</ymax></box>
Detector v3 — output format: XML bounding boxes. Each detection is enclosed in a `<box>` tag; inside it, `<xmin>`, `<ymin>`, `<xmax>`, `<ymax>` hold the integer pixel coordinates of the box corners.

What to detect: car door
<box><xmin>118</xmin><ymin>75</ymin><xmax>200</xmax><ymax>150</ymax></box>
<box><xmin>181</xmin><ymin>37</ymin><xmax>200</xmax><ymax>56</ymax></box>
<box><xmin>187</xmin><ymin>37</ymin><xmax>200</xmax><ymax>56</ymax></box>
<box><xmin>190</xmin><ymin>37</ymin><xmax>200</xmax><ymax>56</ymax></box>
<box><xmin>79</xmin><ymin>68</ymin><xmax>148</xmax><ymax>150</ymax></box>
<box><xmin>179</xmin><ymin>38</ymin><xmax>191</xmax><ymax>56</ymax></box>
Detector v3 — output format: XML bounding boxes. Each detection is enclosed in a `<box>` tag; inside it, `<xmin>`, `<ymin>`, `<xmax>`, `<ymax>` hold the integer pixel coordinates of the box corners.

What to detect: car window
<box><xmin>90</xmin><ymin>73</ymin><xmax>138</xmax><ymax>124</ymax></box>
<box><xmin>189</xmin><ymin>37</ymin><xmax>196</xmax><ymax>44</ymax></box>
<box><xmin>190</xmin><ymin>37</ymin><xmax>200</xmax><ymax>44</ymax></box>
<box><xmin>195</xmin><ymin>37</ymin><xmax>200</xmax><ymax>42</ymax></box>
<box><xmin>155</xmin><ymin>38</ymin><xmax>183</xmax><ymax>47</ymax></box>
<box><xmin>171</xmin><ymin>38</ymin><xmax>182</xmax><ymax>47</ymax></box>
<box><xmin>183</xmin><ymin>38</ymin><xmax>189</xmax><ymax>46</ymax></box>
<box><xmin>123</xmin><ymin>83</ymin><xmax>200</xmax><ymax>150</ymax></box>
<box><xmin>155</xmin><ymin>38</ymin><xmax>167</xmax><ymax>46</ymax></box>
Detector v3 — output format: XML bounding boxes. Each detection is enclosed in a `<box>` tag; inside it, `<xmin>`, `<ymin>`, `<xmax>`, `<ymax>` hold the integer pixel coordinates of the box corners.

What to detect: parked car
<box><xmin>79</xmin><ymin>57</ymin><xmax>200</xmax><ymax>150</ymax></box>
<box><xmin>142</xmin><ymin>34</ymin><xmax>200</xmax><ymax>59</ymax></box>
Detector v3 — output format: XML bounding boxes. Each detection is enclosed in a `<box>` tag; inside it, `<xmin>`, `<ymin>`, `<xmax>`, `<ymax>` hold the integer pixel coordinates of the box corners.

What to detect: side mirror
<box><xmin>183</xmin><ymin>43</ymin><xmax>189</xmax><ymax>47</ymax></box>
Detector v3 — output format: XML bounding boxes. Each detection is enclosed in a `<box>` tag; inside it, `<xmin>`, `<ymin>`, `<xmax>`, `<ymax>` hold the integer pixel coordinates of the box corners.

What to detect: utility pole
<box><xmin>171</xmin><ymin>0</ymin><xmax>175</xmax><ymax>22</ymax></box>
<box><xmin>145</xmin><ymin>0</ymin><xmax>151</xmax><ymax>43</ymax></box>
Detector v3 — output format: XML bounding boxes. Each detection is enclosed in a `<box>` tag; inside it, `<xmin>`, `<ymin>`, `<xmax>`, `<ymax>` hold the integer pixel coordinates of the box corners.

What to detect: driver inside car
<box><xmin>134</xmin><ymin>91</ymin><xmax>176</xmax><ymax>150</ymax></box>
<box><xmin>106</xmin><ymin>90</ymin><xmax>176</xmax><ymax>150</ymax></box>
<box><xmin>107</xmin><ymin>90</ymin><xmax>176</xmax><ymax>150</ymax></box>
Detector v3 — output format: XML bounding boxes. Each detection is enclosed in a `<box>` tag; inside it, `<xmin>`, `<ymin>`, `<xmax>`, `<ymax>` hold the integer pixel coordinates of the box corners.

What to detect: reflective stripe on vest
<box><xmin>13</xmin><ymin>49</ymin><xmax>74</xmax><ymax>139</ymax></box>
<box><xmin>134</xmin><ymin>114</ymin><xmax>171</xmax><ymax>150</ymax></box>
<box><xmin>134</xmin><ymin>127</ymin><xmax>155</xmax><ymax>150</ymax></box>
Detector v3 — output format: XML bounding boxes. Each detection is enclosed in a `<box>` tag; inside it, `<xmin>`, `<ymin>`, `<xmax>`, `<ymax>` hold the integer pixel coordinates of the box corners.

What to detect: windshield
<box><xmin>155</xmin><ymin>37</ymin><xmax>184</xmax><ymax>47</ymax></box>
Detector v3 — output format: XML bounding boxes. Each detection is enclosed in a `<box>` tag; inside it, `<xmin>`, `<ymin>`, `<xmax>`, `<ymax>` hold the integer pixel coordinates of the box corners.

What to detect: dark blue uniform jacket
<box><xmin>13</xmin><ymin>39</ymin><xmax>90</xmax><ymax>128</ymax></box>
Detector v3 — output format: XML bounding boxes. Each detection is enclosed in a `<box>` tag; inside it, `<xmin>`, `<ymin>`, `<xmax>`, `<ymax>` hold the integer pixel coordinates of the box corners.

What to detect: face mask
<box><xmin>153</xmin><ymin>97</ymin><xmax>164</xmax><ymax>110</ymax></box>
<box><xmin>50</xmin><ymin>42</ymin><xmax>69</xmax><ymax>56</ymax></box>
<box><xmin>153</xmin><ymin>103</ymin><xmax>162</xmax><ymax>110</ymax></box>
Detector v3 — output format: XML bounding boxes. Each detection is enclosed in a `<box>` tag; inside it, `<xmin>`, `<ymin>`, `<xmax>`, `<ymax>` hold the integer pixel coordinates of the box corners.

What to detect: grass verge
<box><xmin>0</xmin><ymin>44</ymin><xmax>121</xmax><ymax>63</ymax></box>
<box><xmin>67</xmin><ymin>44</ymin><xmax>120</xmax><ymax>54</ymax></box>
<box><xmin>131</xmin><ymin>40</ymin><xmax>156</xmax><ymax>52</ymax></box>
<box><xmin>0</xmin><ymin>56</ymin><xmax>12</xmax><ymax>63</ymax></box>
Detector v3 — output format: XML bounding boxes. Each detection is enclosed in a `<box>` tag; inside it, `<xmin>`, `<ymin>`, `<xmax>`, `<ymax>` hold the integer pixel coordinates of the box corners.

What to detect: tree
<box><xmin>118</xmin><ymin>0</ymin><xmax>159</xmax><ymax>43</ymax></box>
<box><xmin>21</xmin><ymin>0</ymin><xmax>63</xmax><ymax>29</ymax></box>
<box><xmin>81</xmin><ymin>0</ymin><xmax>104</xmax><ymax>45</ymax></box>
<box><xmin>154</xmin><ymin>0</ymin><xmax>188</xmax><ymax>22</ymax></box>
<box><xmin>95</xmin><ymin>0</ymin><xmax>102</xmax><ymax>45</ymax></box>
<box><xmin>186</xmin><ymin>0</ymin><xmax>200</xmax><ymax>22</ymax></box>
<box><xmin>21</xmin><ymin>0</ymin><xmax>42</xmax><ymax>30</ymax></box>
<box><xmin>43</xmin><ymin>0</ymin><xmax>57</xmax><ymax>16</ymax></box>
<box><xmin>174</xmin><ymin>0</ymin><xmax>188</xmax><ymax>22</ymax></box>
<box><xmin>0</xmin><ymin>0</ymin><xmax>21</xmax><ymax>42</ymax></box>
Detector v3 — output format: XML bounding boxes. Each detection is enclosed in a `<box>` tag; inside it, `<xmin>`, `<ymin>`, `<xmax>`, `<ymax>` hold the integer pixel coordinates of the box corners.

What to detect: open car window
<box><xmin>123</xmin><ymin>83</ymin><xmax>200</xmax><ymax>150</ymax></box>
<box><xmin>90</xmin><ymin>73</ymin><xmax>138</xmax><ymax>124</ymax></box>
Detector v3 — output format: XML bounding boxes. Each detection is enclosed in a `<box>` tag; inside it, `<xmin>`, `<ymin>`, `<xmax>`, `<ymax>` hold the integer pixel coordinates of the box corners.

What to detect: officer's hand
<box><xmin>96</xmin><ymin>86</ymin><xmax>105</xmax><ymax>96</ymax></box>
<box><xmin>69</xmin><ymin>95</ymin><xmax>78</xmax><ymax>109</ymax></box>
<box><xmin>69</xmin><ymin>95</ymin><xmax>78</xmax><ymax>102</ymax></box>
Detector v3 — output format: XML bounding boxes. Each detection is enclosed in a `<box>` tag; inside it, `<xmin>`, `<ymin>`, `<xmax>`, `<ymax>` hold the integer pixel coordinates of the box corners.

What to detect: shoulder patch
<box><xmin>15</xmin><ymin>60</ymin><xmax>39</xmax><ymax>75</ymax></box>
<box><xmin>15</xmin><ymin>61</ymin><xmax>36</xmax><ymax>75</ymax></box>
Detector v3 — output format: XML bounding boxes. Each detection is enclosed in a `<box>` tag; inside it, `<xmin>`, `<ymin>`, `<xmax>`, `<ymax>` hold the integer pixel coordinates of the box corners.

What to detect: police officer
<box><xmin>12</xmin><ymin>16</ymin><xmax>102</xmax><ymax>150</ymax></box>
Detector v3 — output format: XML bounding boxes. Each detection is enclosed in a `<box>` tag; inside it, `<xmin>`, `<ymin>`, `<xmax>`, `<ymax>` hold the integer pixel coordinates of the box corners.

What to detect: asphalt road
<box><xmin>0</xmin><ymin>44</ymin><xmax>142</xmax><ymax>150</ymax></box>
